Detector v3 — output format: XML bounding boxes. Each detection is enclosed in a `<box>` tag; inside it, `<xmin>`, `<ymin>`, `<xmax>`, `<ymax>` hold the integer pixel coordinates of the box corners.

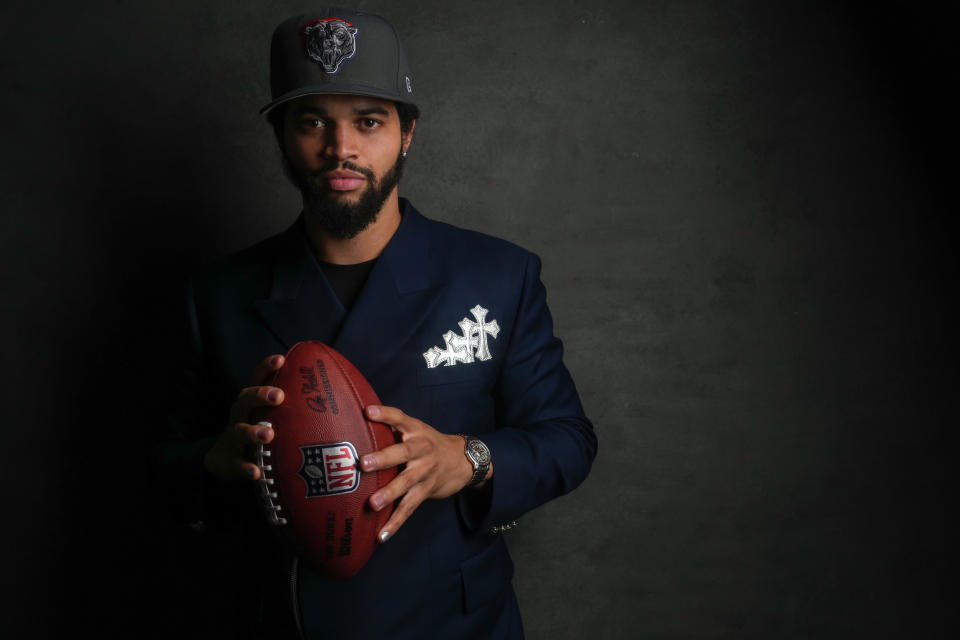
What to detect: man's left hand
<box><xmin>360</xmin><ymin>405</ymin><xmax>492</xmax><ymax>543</ymax></box>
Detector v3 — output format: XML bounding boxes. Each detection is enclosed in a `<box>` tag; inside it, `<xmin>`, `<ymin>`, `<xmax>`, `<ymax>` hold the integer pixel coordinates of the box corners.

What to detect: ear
<box><xmin>402</xmin><ymin>119</ymin><xmax>416</xmax><ymax>154</ymax></box>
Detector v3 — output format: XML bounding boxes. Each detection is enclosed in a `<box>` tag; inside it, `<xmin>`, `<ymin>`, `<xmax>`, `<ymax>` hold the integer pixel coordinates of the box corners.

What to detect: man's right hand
<box><xmin>203</xmin><ymin>354</ymin><xmax>286</xmax><ymax>482</ymax></box>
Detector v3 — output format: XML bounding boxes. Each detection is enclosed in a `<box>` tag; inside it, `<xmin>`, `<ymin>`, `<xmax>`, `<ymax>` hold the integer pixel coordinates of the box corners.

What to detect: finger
<box><xmin>209</xmin><ymin>453</ymin><xmax>261</xmax><ymax>481</ymax></box>
<box><xmin>231</xmin><ymin>421</ymin><xmax>276</xmax><ymax>481</ymax></box>
<box><xmin>365</xmin><ymin>405</ymin><xmax>422</xmax><ymax>433</ymax></box>
<box><xmin>205</xmin><ymin>423</ymin><xmax>272</xmax><ymax>482</ymax></box>
<box><xmin>249</xmin><ymin>354</ymin><xmax>285</xmax><ymax>386</ymax></box>
<box><xmin>368</xmin><ymin>467</ymin><xmax>422</xmax><ymax>511</ymax></box>
<box><xmin>237</xmin><ymin>460</ymin><xmax>263</xmax><ymax>482</ymax></box>
<box><xmin>377</xmin><ymin>484</ymin><xmax>428</xmax><ymax>544</ymax></box>
<box><xmin>234</xmin><ymin>385</ymin><xmax>285</xmax><ymax>416</ymax></box>
<box><xmin>228</xmin><ymin>387</ymin><xmax>284</xmax><ymax>427</ymax></box>
<box><xmin>233</xmin><ymin>420</ymin><xmax>275</xmax><ymax>446</ymax></box>
<box><xmin>360</xmin><ymin>437</ymin><xmax>433</xmax><ymax>473</ymax></box>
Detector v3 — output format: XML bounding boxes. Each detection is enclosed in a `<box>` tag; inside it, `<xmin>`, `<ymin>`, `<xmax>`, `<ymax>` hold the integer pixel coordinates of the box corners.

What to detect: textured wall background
<box><xmin>2</xmin><ymin>1</ymin><xmax>954</xmax><ymax>638</ymax></box>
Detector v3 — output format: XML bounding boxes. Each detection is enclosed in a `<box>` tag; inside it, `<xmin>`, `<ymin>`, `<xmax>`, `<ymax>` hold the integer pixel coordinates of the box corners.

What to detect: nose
<box><xmin>322</xmin><ymin>123</ymin><xmax>358</xmax><ymax>162</ymax></box>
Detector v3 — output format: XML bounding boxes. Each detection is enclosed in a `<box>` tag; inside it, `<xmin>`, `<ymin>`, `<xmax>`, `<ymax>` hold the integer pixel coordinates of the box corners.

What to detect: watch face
<box><xmin>467</xmin><ymin>440</ymin><xmax>491</xmax><ymax>465</ymax></box>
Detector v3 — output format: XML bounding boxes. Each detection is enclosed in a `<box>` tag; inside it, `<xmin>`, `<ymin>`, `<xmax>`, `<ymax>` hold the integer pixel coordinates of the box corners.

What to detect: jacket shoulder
<box><xmin>420</xmin><ymin>214</ymin><xmax>535</xmax><ymax>267</ymax></box>
<box><xmin>189</xmin><ymin>224</ymin><xmax>292</xmax><ymax>302</ymax></box>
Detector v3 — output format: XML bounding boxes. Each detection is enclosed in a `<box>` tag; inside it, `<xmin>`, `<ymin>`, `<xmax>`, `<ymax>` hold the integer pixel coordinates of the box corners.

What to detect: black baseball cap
<box><xmin>260</xmin><ymin>8</ymin><xmax>416</xmax><ymax>116</ymax></box>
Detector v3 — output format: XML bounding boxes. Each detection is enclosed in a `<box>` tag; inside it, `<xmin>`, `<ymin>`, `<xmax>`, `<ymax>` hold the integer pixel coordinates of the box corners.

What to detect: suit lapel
<box><xmin>254</xmin><ymin>217</ymin><xmax>346</xmax><ymax>349</ymax></box>
<box><xmin>254</xmin><ymin>203</ymin><xmax>446</xmax><ymax>377</ymax></box>
<box><xmin>334</xmin><ymin>202</ymin><xmax>447</xmax><ymax>380</ymax></box>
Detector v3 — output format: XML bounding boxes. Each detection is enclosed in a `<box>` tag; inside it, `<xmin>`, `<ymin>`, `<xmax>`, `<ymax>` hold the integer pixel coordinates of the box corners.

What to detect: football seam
<box><xmin>320</xmin><ymin>344</ymin><xmax>388</xmax><ymax>497</ymax></box>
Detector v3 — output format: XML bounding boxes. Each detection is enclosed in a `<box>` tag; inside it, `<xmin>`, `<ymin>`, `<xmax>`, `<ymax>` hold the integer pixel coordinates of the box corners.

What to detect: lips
<box><xmin>321</xmin><ymin>170</ymin><xmax>367</xmax><ymax>192</ymax></box>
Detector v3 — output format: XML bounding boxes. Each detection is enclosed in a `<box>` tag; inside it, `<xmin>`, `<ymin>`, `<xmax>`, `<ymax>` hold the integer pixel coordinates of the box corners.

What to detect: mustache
<box><xmin>309</xmin><ymin>161</ymin><xmax>375</xmax><ymax>181</ymax></box>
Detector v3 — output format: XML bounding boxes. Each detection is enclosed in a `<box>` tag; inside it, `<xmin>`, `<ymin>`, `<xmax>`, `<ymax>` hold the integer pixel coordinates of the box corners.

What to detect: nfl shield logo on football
<box><xmin>298</xmin><ymin>442</ymin><xmax>361</xmax><ymax>497</ymax></box>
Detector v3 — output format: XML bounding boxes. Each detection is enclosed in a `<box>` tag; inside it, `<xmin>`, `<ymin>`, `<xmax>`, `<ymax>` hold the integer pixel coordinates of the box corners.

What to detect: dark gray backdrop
<box><xmin>2</xmin><ymin>1</ymin><xmax>954</xmax><ymax>638</ymax></box>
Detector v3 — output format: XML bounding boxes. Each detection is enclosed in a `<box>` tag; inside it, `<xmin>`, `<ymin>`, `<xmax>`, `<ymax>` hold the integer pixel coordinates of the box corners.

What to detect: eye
<box><xmin>359</xmin><ymin>118</ymin><xmax>381</xmax><ymax>130</ymax></box>
<box><xmin>299</xmin><ymin>117</ymin><xmax>324</xmax><ymax>130</ymax></box>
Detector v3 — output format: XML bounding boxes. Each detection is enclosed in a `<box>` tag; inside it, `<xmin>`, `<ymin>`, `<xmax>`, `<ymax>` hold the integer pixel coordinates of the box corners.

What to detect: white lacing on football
<box><xmin>255</xmin><ymin>422</ymin><xmax>287</xmax><ymax>525</ymax></box>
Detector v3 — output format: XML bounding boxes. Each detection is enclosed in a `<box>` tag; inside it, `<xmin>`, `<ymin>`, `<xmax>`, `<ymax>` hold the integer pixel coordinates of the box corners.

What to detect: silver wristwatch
<box><xmin>457</xmin><ymin>434</ymin><xmax>491</xmax><ymax>488</ymax></box>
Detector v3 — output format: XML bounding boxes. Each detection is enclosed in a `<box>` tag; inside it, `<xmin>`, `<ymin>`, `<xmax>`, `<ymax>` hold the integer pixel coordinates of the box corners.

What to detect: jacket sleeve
<box><xmin>458</xmin><ymin>251</ymin><xmax>598</xmax><ymax>533</ymax></box>
<box><xmin>151</xmin><ymin>277</ymin><xmax>229</xmax><ymax>526</ymax></box>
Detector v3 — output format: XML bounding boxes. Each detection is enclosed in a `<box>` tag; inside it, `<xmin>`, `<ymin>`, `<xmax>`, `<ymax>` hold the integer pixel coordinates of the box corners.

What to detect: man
<box><xmin>160</xmin><ymin>8</ymin><xmax>596</xmax><ymax>639</ymax></box>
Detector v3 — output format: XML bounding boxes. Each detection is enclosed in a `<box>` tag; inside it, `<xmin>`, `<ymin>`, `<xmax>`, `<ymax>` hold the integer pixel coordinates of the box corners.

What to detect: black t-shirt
<box><xmin>317</xmin><ymin>258</ymin><xmax>378</xmax><ymax>311</ymax></box>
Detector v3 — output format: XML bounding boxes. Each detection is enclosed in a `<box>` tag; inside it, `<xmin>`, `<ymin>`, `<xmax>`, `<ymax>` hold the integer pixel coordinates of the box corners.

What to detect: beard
<box><xmin>285</xmin><ymin>152</ymin><xmax>406</xmax><ymax>240</ymax></box>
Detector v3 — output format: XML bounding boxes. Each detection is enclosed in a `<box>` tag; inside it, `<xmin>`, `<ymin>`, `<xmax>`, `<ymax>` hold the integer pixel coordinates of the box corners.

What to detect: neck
<box><xmin>303</xmin><ymin>190</ymin><xmax>402</xmax><ymax>265</ymax></box>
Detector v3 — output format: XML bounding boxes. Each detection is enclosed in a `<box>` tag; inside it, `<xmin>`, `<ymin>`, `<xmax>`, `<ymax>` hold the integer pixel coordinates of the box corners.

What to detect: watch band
<box><xmin>457</xmin><ymin>434</ymin><xmax>491</xmax><ymax>488</ymax></box>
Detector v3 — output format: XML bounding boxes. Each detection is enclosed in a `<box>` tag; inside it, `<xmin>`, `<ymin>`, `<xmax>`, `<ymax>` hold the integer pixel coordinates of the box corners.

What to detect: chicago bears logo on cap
<box><xmin>298</xmin><ymin>442</ymin><xmax>361</xmax><ymax>497</ymax></box>
<box><xmin>302</xmin><ymin>18</ymin><xmax>358</xmax><ymax>73</ymax></box>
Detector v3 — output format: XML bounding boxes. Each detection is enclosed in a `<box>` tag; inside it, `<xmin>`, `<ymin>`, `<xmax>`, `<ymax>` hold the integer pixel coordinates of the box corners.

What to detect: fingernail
<box><xmin>361</xmin><ymin>455</ymin><xmax>376</xmax><ymax>470</ymax></box>
<box><xmin>256</xmin><ymin>427</ymin><xmax>271</xmax><ymax>441</ymax></box>
<box><xmin>270</xmin><ymin>355</ymin><xmax>281</xmax><ymax>367</ymax></box>
<box><xmin>370</xmin><ymin>494</ymin><xmax>384</xmax><ymax>510</ymax></box>
<box><xmin>366</xmin><ymin>406</ymin><xmax>380</xmax><ymax>418</ymax></box>
<box><xmin>247</xmin><ymin>467</ymin><xmax>257</xmax><ymax>480</ymax></box>
<box><xmin>267</xmin><ymin>389</ymin><xmax>280</xmax><ymax>403</ymax></box>
<box><xmin>378</xmin><ymin>530</ymin><xmax>391</xmax><ymax>543</ymax></box>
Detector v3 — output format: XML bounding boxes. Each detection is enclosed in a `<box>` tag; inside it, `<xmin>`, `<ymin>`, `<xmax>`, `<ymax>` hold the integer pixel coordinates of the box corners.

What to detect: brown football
<box><xmin>252</xmin><ymin>341</ymin><xmax>398</xmax><ymax>579</ymax></box>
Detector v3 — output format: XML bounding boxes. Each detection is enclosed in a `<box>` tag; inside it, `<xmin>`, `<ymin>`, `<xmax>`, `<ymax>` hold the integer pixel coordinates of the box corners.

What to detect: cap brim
<box><xmin>259</xmin><ymin>84</ymin><xmax>415</xmax><ymax>116</ymax></box>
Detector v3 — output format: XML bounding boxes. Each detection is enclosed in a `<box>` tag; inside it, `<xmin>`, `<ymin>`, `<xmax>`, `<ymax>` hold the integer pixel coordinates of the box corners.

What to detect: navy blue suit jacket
<box><xmin>162</xmin><ymin>200</ymin><xmax>597</xmax><ymax>639</ymax></box>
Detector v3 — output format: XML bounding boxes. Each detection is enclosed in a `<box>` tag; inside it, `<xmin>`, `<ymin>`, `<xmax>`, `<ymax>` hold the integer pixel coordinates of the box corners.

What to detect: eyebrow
<box><xmin>292</xmin><ymin>105</ymin><xmax>391</xmax><ymax>117</ymax></box>
<box><xmin>354</xmin><ymin>106</ymin><xmax>390</xmax><ymax>116</ymax></box>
